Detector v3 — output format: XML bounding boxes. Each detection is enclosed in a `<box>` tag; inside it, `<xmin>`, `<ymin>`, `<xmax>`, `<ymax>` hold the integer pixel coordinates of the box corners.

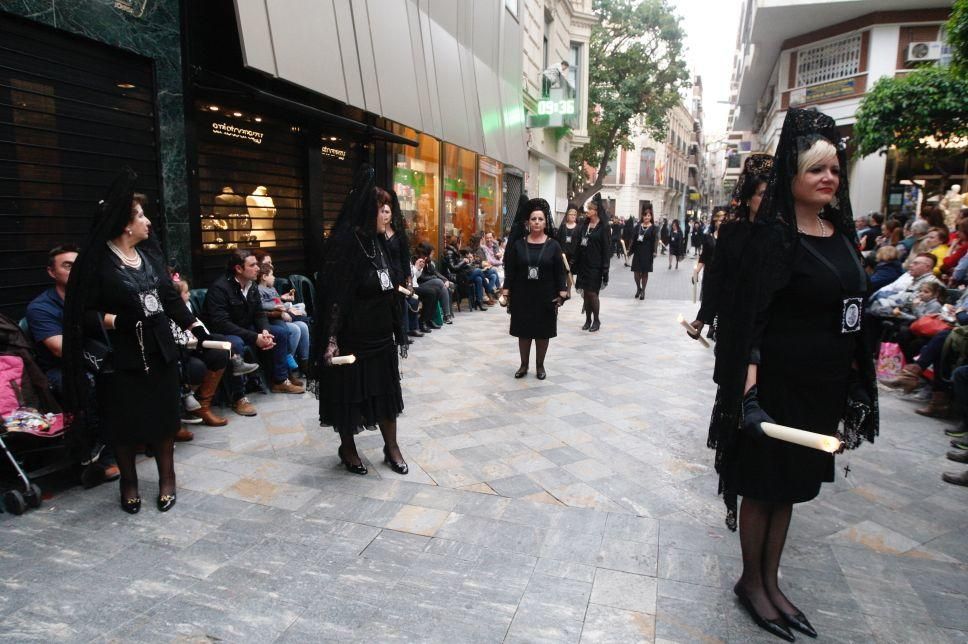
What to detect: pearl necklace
<box><xmin>797</xmin><ymin>214</ymin><xmax>826</xmax><ymax>237</ymax></box>
<box><xmin>107</xmin><ymin>240</ymin><xmax>142</xmax><ymax>268</ymax></box>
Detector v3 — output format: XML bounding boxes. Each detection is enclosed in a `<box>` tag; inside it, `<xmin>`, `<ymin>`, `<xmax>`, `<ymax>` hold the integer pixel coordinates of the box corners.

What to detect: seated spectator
<box><xmin>414</xmin><ymin>243</ymin><xmax>454</xmax><ymax>321</ymax></box>
<box><xmin>257</xmin><ymin>266</ymin><xmax>310</xmax><ymax>379</ymax></box>
<box><xmin>443</xmin><ymin>234</ymin><xmax>488</xmax><ymax>310</ymax></box>
<box><xmin>890</xmin><ymin>281</ymin><xmax>945</xmax><ymax>322</ymax></box>
<box><xmin>922</xmin><ymin>227</ymin><xmax>951</xmax><ymax>276</ymax></box>
<box><xmin>26</xmin><ymin>244</ymin><xmax>119</xmax><ymax>485</ymax></box>
<box><xmin>943</xmin><ymin>365</ymin><xmax>968</xmax><ymax>486</ymax></box>
<box><xmin>860</xmin><ymin>212</ymin><xmax>883</xmax><ymax>252</ymax></box>
<box><xmin>172</xmin><ymin>278</ymin><xmax>232</xmax><ymax>428</ymax></box>
<box><xmin>880</xmin><ymin>218</ymin><xmax>903</xmax><ymax>248</ymax></box>
<box><xmin>203</xmin><ymin>250</ymin><xmax>304</xmax><ymax>417</ymax></box>
<box><xmin>410</xmin><ymin>255</ymin><xmax>443</xmax><ymax>334</ymax></box>
<box><xmin>470</xmin><ymin>233</ymin><xmax>501</xmax><ymax>296</ymax></box>
<box><xmin>941</xmin><ymin>220</ymin><xmax>968</xmax><ymax>282</ymax></box>
<box><xmin>921</xmin><ymin>204</ymin><xmax>946</xmax><ymax>229</ymax></box>
<box><xmin>866</xmin><ymin>253</ymin><xmax>940</xmax><ymax>351</ymax></box>
<box><xmin>869</xmin><ymin>245</ymin><xmax>904</xmax><ymax>292</ymax></box>
<box><xmin>482</xmin><ymin>231</ymin><xmax>504</xmax><ymax>266</ymax></box>
<box><xmin>899</xmin><ymin>219</ymin><xmax>930</xmax><ymax>264</ymax></box>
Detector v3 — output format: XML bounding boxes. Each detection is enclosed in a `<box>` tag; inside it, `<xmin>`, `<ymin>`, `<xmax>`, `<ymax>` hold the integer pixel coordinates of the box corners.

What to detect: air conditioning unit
<box><xmin>906</xmin><ymin>41</ymin><xmax>943</xmax><ymax>63</ymax></box>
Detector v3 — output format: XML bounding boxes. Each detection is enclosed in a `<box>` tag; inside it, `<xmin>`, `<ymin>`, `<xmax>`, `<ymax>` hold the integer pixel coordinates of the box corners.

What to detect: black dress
<box><xmin>575</xmin><ymin>221</ymin><xmax>609</xmax><ymax>292</ymax></box>
<box><xmin>734</xmin><ymin>232</ymin><xmax>866</xmax><ymax>503</ymax></box>
<box><xmin>90</xmin><ymin>248</ymin><xmax>194</xmax><ymax>446</ymax></box>
<box><xmin>629</xmin><ymin>224</ymin><xmax>657</xmax><ymax>272</ymax></box>
<box><xmin>505</xmin><ymin>238</ymin><xmax>567</xmax><ymax>339</ymax></box>
<box><xmin>318</xmin><ymin>238</ymin><xmax>404</xmax><ymax>434</ymax></box>
<box><xmin>558</xmin><ymin>223</ymin><xmax>580</xmax><ymax>268</ymax></box>
<box><xmin>669</xmin><ymin>229</ymin><xmax>684</xmax><ymax>258</ymax></box>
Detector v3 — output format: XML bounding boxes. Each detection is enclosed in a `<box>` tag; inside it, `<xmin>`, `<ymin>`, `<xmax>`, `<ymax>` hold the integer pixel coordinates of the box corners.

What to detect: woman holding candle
<box><xmin>707</xmin><ymin>109</ymin><xmax>877</xmax><ymax>641</ymax></box>
<box><xmin>309</xmin><ymin>167</ymin><xmax>409</xmax><ymax>476</ymax></box>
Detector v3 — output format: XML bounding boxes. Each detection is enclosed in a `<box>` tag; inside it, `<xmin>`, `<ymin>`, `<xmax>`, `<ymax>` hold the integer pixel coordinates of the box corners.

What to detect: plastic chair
<box><xmin>18</xmin><ymin>318</ymin><xmax>29</xmax><ymax>336</ymax></box>
<box><xmin>189</xmin><ymin>288</ymin><xmax>207</xmax><ymax>318</ymax></box>
<box><xmin>287</xmin><ymin>274</ymin><xmax>315</xmax><ymax>317</ymax></box>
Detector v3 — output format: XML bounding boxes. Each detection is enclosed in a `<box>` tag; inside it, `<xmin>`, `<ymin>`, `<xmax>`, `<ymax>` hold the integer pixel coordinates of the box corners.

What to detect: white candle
<box><xmin>331</xmin><ymin>355</ymin><xmax>357</xmax><ymax>366</ymax></box>
<box><xmin>761</xmin><ymin>422</ymin><xmax>842</xmax><ymax>453</ymax></box>
<box><xmin>677</xmin><ymin>314</ymin><xmax>710</xmax><ymax>348</ymax></box>
<box><xmin>201</xmin><ymin>340</ymin><xmax>232</xmax><ymax>352</ymax></box>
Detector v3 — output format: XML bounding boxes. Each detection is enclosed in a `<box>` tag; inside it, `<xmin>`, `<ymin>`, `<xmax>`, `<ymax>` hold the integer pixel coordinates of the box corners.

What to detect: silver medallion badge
<box><xmin>841</xmin><ymin>297</ymin><xmax>862</xmax><ymax>334</ymax></box>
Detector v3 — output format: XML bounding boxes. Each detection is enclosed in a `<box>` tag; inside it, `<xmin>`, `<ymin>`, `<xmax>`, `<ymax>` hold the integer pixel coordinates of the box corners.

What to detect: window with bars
<box><xmin>796</xmin><ymin>34</ymin><xmax>862</xmax><ymax>87</ymax></box>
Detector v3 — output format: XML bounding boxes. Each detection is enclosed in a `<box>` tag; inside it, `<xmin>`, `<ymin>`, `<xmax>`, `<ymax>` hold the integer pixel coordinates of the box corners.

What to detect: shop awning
<box><xmin>193</xmin><ymin>69</ymin><xmax>418</xmax><ymax>147</ymax></box>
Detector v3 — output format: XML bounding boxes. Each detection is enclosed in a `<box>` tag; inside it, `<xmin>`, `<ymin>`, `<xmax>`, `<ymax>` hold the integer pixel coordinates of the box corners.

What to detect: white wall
<box><xmin>232</xmin><ymin>0</ymin><xmax>528</xmax><ymax>169</ymax></box>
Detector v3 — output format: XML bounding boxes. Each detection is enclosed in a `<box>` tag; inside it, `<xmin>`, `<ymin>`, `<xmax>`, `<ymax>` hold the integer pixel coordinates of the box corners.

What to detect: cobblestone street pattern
<box><xmin>2</xmin><ymin>258</ymin><xmax>966</xmax><ymax>643</ymax></box>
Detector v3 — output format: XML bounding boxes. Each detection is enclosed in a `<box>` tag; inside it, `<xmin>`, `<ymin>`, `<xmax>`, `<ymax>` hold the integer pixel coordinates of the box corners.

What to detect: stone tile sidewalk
<box><xmin>1</xmin><ymin>279</ymin><xmax>966</xmax><ymax>643</ymax></box>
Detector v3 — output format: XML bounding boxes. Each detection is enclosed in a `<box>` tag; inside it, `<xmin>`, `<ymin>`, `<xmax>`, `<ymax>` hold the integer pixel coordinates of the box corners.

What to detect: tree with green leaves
<box><xmin>854</xmin><ymin>2</ymin><xmax>968</xmax><ymax>168</ymax></box>
<box><xmin>569</xmin><ymin>0</ymin><xmax>689</xmax><ymax>205</ymax></box>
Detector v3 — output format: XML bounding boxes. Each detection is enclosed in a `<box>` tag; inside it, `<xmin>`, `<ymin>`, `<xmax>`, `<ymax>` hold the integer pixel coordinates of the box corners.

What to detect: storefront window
<box><xmin>392</xmin><ymin>125</ymin><xmax>440</xmax><ymax>252</ymax></box>
<box><xmin>443</xmin><ymin>143</ymin><xmax>477</xmax><ymax>245</ymax></box>
<box><xmin>478</xmin><ymin>157</ymin><xmax>503</xmax><ymax>238</ymax></box>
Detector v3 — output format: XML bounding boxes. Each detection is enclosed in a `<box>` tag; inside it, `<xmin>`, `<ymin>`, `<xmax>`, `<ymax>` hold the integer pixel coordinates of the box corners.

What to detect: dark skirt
<box><xmin>733</xmin><ymin>369</ymin><xmax>845</xmax><ymax>504</ymax></box>
<box><xmin>318</xmin><ymin>341</ymin><xmax>404</xmax><ymax>434</ymax></box>
<box><xmin>509</xmin><ymin>293</ymin><xmax>558</xmax><ymax>340</ymax></box>
<box><xmin>97</xmin><ymin>353</ymin><xmax>180</xmax><ymax>446</ymax></box>
<box><xmin>630</xmin><ymin>248</ymin><xmax>654</xmax><ymax>273</ymax></box>
<box><xmin>576</xmin><ymin>269</ymin><xmax>604</xmax><ymax>293</ymax></box>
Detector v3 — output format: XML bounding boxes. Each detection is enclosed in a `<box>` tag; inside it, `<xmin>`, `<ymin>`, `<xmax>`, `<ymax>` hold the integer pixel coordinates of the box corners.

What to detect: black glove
<box><xmin>190</xmin><ymin>325</ymin><xmax>210</xmax><ymax>345</ymax></box>
<box><xmin>742</xmin><ymin>386</ymin><xmax>773</xmax><ymax>439</ymax></box>
<box><xmin>322</xmin><ymin>337</ymin><xmax>339</xmax><ymax>367</ymax></box>
<box><xmin>847</xmin><ymin>371</ymin><xmax>871</xmax><ymax>407</ymax></box>
<box><xmin>602</xmin><ymin>276</ymin><xmax>609</xmax><ymax>290</ymax></box>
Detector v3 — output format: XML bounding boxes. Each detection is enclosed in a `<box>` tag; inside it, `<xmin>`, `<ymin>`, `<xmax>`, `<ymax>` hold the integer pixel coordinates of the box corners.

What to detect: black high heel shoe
<box><xmin>581</xmin><ymin>320</ymin><xmax>591</xmax><ymax>331</ymax></box>
<box><xmin>157</xmin><ymin>493</ymin><xmax>176</xmax><ymax>512</ymax></box>
<box><xmin>589</xmin><ymin>320</ymin><xmax>601</xmax><ymax>332</ymax></box>
<box><xmin>536</xmin><ymin>367</ymin><xmax>546</xmax><ymax>380</ymax></box>
<box><xmin>338</xmin><ymin>445</ymin><xmax>367</xmax><ymax>475</ymax></box>
<box><xmin>781</xmin><ymin>608</ymin><xmax>817</xmax><ymax>638</ymax></box>
<box><xmin>120</xmin><ymin>496</ymin><xmax>141</xmax><ymax>514</ymax></box>
<box><xmin>733</xmin><ymin>586</ymin><xmax>795</xmax><ymax>642</ymax></box>
<box><xmin>514</xmin><ymin>365</ymin><xmax>528</xmax><ymax>378</ymax></box>
<box><xmin>383</xmin><ymin>446</ymin><xmax>409</xmax><ymax>475</ymax></box>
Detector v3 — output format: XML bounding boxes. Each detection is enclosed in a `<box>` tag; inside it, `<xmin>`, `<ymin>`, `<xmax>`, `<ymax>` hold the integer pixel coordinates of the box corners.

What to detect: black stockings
<box><xmin>737</xmin><ymin>498</ymin><xmax>797</xmax><ymax>619</ymax></box>
<box><xmin>114</xmin><ymin>437</ymin><xmax>176</xmax><ymax>499</ymax></box>
<box><xmin>583</xmin><ymin>291</ymin><xmax>601</xmax><ymax>324</ymax></box>
<box><xmin>634</xmin><ymin>273</ymin><xmax>649</xmax><ymax>294</ymax></box>
<box><xmin>339</xmin><ymin>419</ymin><xmax>403</xmax><ymax>466</ymax></box>
<box><xmin>518</xmin><ymin>338</ymin><xmax>549</xmax><ymax>370</ymax></box>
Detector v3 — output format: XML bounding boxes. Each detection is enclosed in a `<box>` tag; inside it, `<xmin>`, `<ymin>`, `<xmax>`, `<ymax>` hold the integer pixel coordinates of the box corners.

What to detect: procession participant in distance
<box><xmin>629</xmin><ymin>208</ymin><xmax>658</xmax><ymax>301</ymax></box>
<box><xmin>574</xmin><ymin>194</ymin><xmax>610</xmax><ymax>332</ymax></box>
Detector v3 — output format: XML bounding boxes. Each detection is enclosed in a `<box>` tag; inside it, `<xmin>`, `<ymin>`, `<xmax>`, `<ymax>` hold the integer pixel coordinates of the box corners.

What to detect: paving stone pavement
<box><xmin>1</xmin><ymin>267</ymin><xmax>966</xmax><ymax>643</ymax></box>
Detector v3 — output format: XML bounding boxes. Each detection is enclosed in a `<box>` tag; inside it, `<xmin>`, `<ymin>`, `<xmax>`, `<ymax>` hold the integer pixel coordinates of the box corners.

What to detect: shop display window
<box><xmin>443</xmin><ymin>143</ymin><xmax>477</xmax><ymax>245</ymax></box>
<box><xmin>478</xmin><ymin>157</ymin><xmax>503</xmax><ymax>238</ymax></box>
<box><xmin>392</xmin><ymin>125</ymin><xmax>440</xmax><ymax>252</ymax></box>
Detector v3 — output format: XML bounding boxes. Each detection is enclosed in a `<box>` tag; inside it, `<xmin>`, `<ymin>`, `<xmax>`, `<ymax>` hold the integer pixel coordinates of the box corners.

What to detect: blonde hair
<box><xmin>797</xmin><ymin>138</ymin><xmax>838</xmax><ymax>176</ymax></box>
<box><xmin>875</xmin><ymin>245</ymin><xmax>898</xmax><ymax>262</ymax></box>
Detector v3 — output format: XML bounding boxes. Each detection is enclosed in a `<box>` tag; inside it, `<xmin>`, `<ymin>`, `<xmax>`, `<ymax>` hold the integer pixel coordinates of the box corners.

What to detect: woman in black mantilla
<box><xmin>557</xmin><ymin>204</ymin><xmax>581</xmax><ymax>270</ymax></box>
<box><xmin>310</xmin><ymin>167</ymin><xmax>409</xmax><ymax>476</ymax></box>
<box><xmin>63</xmin><ymin>169</ymin><xmax>208</xmax><ymax>514</ymax></box>
<box><xmin>629</xmin><ymin>208</ymin><xmax>657</xmax><ymax>300</ymax></box>
<box><xmin>502</xmin><ymin>198</ymin><xmax>568</xmax><ymax>380</ymax></box>
<box><xmin>690</xmin><ymin>154</ymin><xmax>773</xmax><ymax>337</ymax></box>
<box><xmin>708</xmin><ymin>109</ymin><xmax>877</xmax><ymax>641</ymax></box>
<box><xmin>574</xmin><ymin>194</ymin><xmax>610</xmax><ymax>332</ymax></box>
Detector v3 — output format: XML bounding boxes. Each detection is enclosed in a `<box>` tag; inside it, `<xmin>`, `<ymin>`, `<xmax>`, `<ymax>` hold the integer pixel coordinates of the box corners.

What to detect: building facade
<box><xmin>520</xmin><ymin>0</ymin><xmax>596</xmax><ymax>219</ymax></box>
<box><xmin>728</xmin><ymin>0</ymin><xmax>956</xmax><ymax>218</ymax></box>
<box><xmin>1</xmin><ymin>0</ymin><xmax>533</xmax><ymax>314</ymax></box>
<box><xmin>600</xmin><ymin>101</ymin><xmax>694</xmax><ymax>225</ymax></box>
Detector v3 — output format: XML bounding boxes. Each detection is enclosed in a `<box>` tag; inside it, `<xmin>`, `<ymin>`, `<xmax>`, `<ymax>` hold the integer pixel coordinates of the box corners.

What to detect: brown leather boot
<box><xmin>189</xmin><ymin>369</ymin><xmax>228</xmax><ymax>427</ymax></box>
<box><xmin>916</xmin><ymin>391</ymin><xmax>952</xmax><ymax>418</ymax></box>
<box><xmin>882</xmin><ymin>364</ymin><xmax>922</xmax><ymax>393</ymax></box>
<box><xmin>174</xmin><ymin>426</ymin><xmax>194</xmax><ymax>442</ymax></box>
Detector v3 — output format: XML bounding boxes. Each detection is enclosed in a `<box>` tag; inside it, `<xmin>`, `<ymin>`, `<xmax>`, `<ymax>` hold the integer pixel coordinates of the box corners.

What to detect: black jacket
<box><xmin>89</xmin><ymin>250</ymin><xmax>194</xmax><ymax>372</ymax></box>
<box><xmin>203</xmin><ymin>275</ymin><xmax>270</xmax><ymax>343</ymax></box>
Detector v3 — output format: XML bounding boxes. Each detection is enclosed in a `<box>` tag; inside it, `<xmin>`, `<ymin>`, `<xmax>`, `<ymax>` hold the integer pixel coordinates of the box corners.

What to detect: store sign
<box><xmin>789</xmin><ymin>77</ymin><xmax>857</xmax><ymax>107</ymax></box>
<box><xmin>321</xmin><ymin>145</ymin><xmax>346</xmax><ymax>161</ymax></box>
<box><xmin>211</xmin><ymin>121</ymin><xmax>264</xmax><ymax>144</ymax></box>
<box><xmin>537</xmin><ymin>99</ymin><xmax>576</xmax><ymax>116</ymax></box>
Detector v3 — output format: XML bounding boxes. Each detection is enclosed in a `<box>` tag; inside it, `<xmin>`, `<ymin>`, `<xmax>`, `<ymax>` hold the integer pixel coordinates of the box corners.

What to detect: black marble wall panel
<box><xmin>3</xmin><ymin>0</ymin><xmax>191</xmax><ymax>269</ymax></box>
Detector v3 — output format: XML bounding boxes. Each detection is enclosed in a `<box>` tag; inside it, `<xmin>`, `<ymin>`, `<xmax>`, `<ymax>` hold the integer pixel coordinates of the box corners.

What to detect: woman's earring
<box><xmin>126</xmin><ymin>229</ymin><xmax>132</xmax><ymax>235</ymax></box>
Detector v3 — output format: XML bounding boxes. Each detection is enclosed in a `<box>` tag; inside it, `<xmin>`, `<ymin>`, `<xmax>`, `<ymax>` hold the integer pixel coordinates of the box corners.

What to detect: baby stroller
<box><xmin>0</xmin><ymin>314</ymin><xmax>69</xmax><ymax>515</ymax></box>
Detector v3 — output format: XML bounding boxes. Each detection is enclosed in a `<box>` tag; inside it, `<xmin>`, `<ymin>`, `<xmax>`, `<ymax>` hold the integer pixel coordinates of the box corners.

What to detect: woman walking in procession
<box><xmin>502</xmin><ymin>198</ymin><xmax>568</xmax><ymax>379</ymax></box>
<box><xmin>310</xmin><ymin>166</ymin><xmax>409</xmax><ymax>477</ymax></box>
<box><xmin>63</xmin><ymin>169</ymin><xmax>209</xmax><ymax>514</ymax></box>
<box><xmin>707</xmin><ymin>108</ymin><xmax>878</xmax><ymax>641</ymax></box>
<box><xmin>668</xmin><ymin>219</ymin><xmax>684</xmax><ymax>269</ymax></box>
<box><xmin>574</xmin><ymin>194</ymin><xmax>610</xmax><ymax>332</ymax></box>
<box><xmin>557</xmin><ymin>205</ymin><xmax>581</xmax><ymax>270</ymax></box>
<box><xmin>629</xmin><ymin>208</ymin><xmax>657</xmax><ymax>300</ymax></box>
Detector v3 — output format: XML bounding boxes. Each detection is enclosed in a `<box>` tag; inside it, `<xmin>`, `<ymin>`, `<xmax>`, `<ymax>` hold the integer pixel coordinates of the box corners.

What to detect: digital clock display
<box><xmin>537</xmin><ymin>99</ymin><xmax>576</xmax><ymax>116</ymax></box>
